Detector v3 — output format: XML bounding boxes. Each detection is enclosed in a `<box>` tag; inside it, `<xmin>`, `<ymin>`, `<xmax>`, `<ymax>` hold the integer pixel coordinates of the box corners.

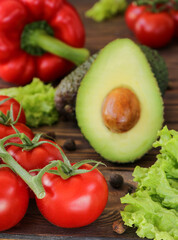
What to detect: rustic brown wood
<box><xmin>0</xmin><ymin>0</ymin><xmax>177</xmax><ymax>239</ymax></box>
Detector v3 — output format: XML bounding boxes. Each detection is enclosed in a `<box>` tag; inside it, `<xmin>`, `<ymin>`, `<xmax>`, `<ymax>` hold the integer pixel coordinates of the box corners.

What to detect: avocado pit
<box><xmin>102</xmin><ymin>87</ymin><xmax>140</xmax><ymax>133</ymax></box>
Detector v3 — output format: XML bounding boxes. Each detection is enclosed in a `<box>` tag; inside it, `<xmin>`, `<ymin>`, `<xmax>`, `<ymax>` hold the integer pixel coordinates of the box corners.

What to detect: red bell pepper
<box><xmin>0</xmin><ymin>0</ymin><xmax>89</xmax><ymax>85</ymax></box>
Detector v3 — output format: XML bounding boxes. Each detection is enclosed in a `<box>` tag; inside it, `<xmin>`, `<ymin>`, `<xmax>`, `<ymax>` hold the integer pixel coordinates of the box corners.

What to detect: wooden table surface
<box><xmin>0</xmin><ymin>0</ymin><xmax>177</xmax><ymax>239</ymax></box>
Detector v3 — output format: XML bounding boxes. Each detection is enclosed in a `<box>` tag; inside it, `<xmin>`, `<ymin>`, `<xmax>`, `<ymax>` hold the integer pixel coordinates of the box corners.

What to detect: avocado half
<box><xmin>76</xmin><ymin>39</ymin><xmax>164</xmax><ymax>163</ymax></box>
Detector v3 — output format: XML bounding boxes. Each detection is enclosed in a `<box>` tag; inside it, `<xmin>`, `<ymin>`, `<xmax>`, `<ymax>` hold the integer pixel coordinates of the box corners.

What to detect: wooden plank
<box><xmin>0</xmin><ymin>0</ymin><xmax>177</xmax><ymax>239</ymax></box>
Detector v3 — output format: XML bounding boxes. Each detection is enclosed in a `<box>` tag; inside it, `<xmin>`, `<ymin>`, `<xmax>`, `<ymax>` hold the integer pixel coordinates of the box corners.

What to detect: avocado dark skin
<box><xmin>55</xmin><ymin>45</ymin><xmax>168</xmax><ymax>120</ymax></box>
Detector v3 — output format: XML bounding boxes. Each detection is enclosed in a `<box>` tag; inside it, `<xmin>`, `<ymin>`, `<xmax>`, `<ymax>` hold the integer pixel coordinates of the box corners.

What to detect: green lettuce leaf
<box><xmin>121</xmin><ymin>192</ymin><xmax>178</xmax><ymax>240</ymax></box>
<box><xmin>0</xmin><ymin>78</ymin><xmax>59</xmax><ymax>127</ymax></box>
<box><xmin>86</xmin><ymin>0</ymin><xmax>127</xmax><ymax>22</ymax></box>
<box><xmin>121</xmin><ymin>126</ymin><xmax>178</xmax><ymax>240</ymax></box>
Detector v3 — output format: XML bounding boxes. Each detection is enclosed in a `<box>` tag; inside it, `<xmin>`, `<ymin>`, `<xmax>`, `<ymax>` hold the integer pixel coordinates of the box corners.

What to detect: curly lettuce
<box><xmin>121</xmin><ymin>126</ymin><xmax>178</xmax><ymax>240</ymax></box>
<box><xmin>86</xmin><ymin>0</ymin><xmax>127</xmax><ymax>22</ymax></box>
<box><xmin>0</xmin><ymin>78</ymin><xmax>58</xmax><ymax>127</ymax></box>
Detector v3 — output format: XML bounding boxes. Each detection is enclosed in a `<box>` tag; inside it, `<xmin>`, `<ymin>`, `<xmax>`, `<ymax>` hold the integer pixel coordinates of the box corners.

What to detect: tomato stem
<box><xmin>36</xmin><ymin>160</ymin><xmax>71</xmax><ymax>180</ymax></box>
<box><xmin>0</xmin><ymin>133</ymin><xmax>72</xmax><ymax>196</ymax></box>
<box><xmin>0</xmin><ymin>103</ymin><xmax>22</xmax><ymax>125</ymax></box>
<box><xmin>0</xmin><ymin>133</ymin><xmax>106</xmax><ymax>199</ymax></box>
<box><xmin>136</xmin><ymin>0</ymin><xmax>171</xmax><ymax>12</ymax></box>
<box><xmin>0</xmin><ymin>134</ymin><xmax>46</xmax><ymax>199</ymax></box>
<box><xmin>0</xmin><ymin>111</ymin><xmax>7</xmax><ymax>123</ymax></box>
<box><xmin>0</xmin><ymin>97</ymin><xmax>12</xmax><ymax>106</ymax></box>
<box><xmin>0</xmin><ymin>164</ymin><xmax>15</xmax><ymax>172</ymax></box>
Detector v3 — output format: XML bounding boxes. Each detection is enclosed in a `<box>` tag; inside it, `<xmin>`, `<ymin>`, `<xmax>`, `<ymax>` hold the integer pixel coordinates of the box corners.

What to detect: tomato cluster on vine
<box><xmin>125</xmin><ymin>0</ymin><xmax>178</xmax><ymax>48</ymax></box>
<box><xmin>0</xmin><ymin>95</ymin><xmax>108</xmax><ymax>231</ymax></box>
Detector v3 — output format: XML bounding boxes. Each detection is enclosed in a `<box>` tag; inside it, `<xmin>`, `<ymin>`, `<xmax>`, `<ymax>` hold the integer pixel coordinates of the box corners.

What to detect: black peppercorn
<box><xmin>63</xmin><ymin>139</ymin><xmax>76</xmax><ymax>151</ymax></box>
<box><xmin>109</xmin><ymin>174</ymin><xmax>124</xmax><ymax>189</ymax></box>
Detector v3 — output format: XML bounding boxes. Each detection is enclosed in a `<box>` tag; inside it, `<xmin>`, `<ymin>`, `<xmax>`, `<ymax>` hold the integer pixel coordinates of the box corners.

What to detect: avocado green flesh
<box><xmin>76</xmin><ymin>39</ymin><xmax>164</xmax><ymax>163</ymax></box>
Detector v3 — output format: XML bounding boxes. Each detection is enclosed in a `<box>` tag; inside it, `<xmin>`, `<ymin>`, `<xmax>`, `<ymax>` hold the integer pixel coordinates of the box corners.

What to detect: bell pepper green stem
<box><xmin>21</xmin><ymin>21</ymin><xmax>90</xmax><ymax>66</ymax></box>
<box><xmin>34</xmin><ymin>31</ymin><xmax>90</xmax><ymax>66</ymax></box>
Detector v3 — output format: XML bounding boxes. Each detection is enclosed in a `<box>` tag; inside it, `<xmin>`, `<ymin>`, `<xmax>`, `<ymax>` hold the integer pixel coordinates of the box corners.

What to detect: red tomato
<box><xmin>0</xmin><ymin>167</ymin><xmax>29</xmax><ymax>231</ymax></box>
<box><xmin>125</xmin><ymin>3</ymin><xmax>147</xmax><ymax>31</ymax></box>
<box><xmin>0</xmin><ymin>122</ymin><xmax>34</xmax><ymax>144</ymax></box>
<box><xmin>7</xmin><ymin>139</ymin><xmax>63</xmax><ymax>171</ymax></box>
<box><xmin>0</xmin><ymin>95</ymin><xmax>26</xmax><ymax>124</ymax></box>
<box><xmin>36</xmin><ymin>164</ymin><xmax>108</xmax><ymax>228</ymax></box>
<box><xmin>170</xmin><ymin>10</ymin><xmax>178</xmax><ymax>38</ymax></box>
<box><xmin>7</xmin><ymin>138</ymin><xmax>63</xmax><ymax>199</ymax></box>
<box><xmin>134</xmin><ymin>11</ymin><xmax>175</xmax><ymax>48</ymax></box>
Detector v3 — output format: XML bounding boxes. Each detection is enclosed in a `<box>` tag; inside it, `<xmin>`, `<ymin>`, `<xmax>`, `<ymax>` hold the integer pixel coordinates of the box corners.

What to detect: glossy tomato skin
<box><xmin>0</xmin><ymin>167</ymin><xmax>29</xmax><ymax>231</ymax></box>
<box><xmin>36</xmin><ymin>164</ymin><xmax>108</xmax><ymax>228</ymax></box>
<box><xmin>0</xmin><ymin>122</ymin><xmax>34</xmax><ymax>144</ymax></box>
<box><xmin>0</xmin><ymin>95</ymin><xmax>26</xmax><ymax>124</ymax></box>
<box><xmin>125</xmin><ymin>3</ymin><xmax>146</xmax><ymax>31</ymax></box>
<box><xmin>134</xmin><ymin>11</ymin><xmax>175</xmax><ymax>48</ymax></box>
<box><xmin>7</xmin><ymin>139</ymin><xmax>63</xmax><ymax>171</ymax></box>
<box><xmin>170</xmin><ymin>10</ymin><xmax>178</xmax><ymax>38</ymax></box>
